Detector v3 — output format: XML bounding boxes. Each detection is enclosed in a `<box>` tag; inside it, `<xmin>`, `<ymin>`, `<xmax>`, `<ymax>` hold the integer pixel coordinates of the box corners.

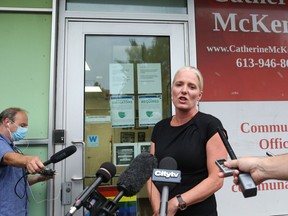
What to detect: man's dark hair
<box><xmin>0</xmin><ymin>107</ymin><xmax>27</xmax><ymax>124</ymax></box>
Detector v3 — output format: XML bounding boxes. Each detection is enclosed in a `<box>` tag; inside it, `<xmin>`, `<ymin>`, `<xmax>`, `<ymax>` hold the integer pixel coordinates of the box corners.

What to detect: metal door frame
<box><xmin>54</xmin><ymin>20</ymin><xmax>189</xmax><ymax>216</ymax></box>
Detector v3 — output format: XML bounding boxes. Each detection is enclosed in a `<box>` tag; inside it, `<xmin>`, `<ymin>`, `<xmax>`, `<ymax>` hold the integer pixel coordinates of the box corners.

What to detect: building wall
<box><xmin>2</xmin><ymin>0</ymin><xmax>288</xmax><ymax>215</ymax></box>
<box><xmin>0</xmin><ymin>0</ymin><xmax>52</xmax><ymax>215</ymax></box>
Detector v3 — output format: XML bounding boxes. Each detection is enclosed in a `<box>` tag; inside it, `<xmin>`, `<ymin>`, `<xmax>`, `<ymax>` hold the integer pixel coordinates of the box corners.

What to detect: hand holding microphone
<box><xmin>217</xmin><ymin>127</ymin><xmax>257</xmax><ymax>198</ymax></box>
<box><xmin>26</xmin><ymin>145</ymin><xmax>77</xmax><ymax>176</ymax></box>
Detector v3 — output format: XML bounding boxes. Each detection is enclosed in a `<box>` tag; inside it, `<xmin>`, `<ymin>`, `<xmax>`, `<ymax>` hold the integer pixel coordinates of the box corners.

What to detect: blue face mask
<box><xmin>10</xmin><ymin>125</ymin><xmax>28</xmax><ymax>141</ymax></box>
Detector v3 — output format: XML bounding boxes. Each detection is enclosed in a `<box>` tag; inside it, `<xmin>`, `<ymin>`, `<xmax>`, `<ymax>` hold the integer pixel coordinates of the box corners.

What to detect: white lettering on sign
<box><xmin>154</xmin><ymin>170</ymin><xmax>180</xmax><ymax>178</ymax></box>
<box><xmin>213</xmin><ymin>13</ymin><xmax>288</xmax><ymax>33</ymax></box>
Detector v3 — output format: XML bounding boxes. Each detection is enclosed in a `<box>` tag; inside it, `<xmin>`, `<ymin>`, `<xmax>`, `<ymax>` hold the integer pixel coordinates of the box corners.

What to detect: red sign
<box><xmin>195</xmin><ymin>0</ymin><xmax>288</xmax><ymax>101</ymax></box>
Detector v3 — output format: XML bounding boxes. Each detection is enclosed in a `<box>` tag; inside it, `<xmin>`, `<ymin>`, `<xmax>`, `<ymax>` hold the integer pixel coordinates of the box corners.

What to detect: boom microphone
<box><xmin>43</xmin><ymin>145</ymin><xmax>77</xmax><ymax>166</ymax></box>
<box><xmin>96</xmin><ymin>152</ymin><xmax>157</xmax><ymax>215</ymax></box>
<box><xmin>152</xmin><ymin>157</ymin><xmax>181</xmax><ymax>216</ymax></box>
<box><xmin>66</xmin><ymin>162</ymin><xmax>117</xmax><ymax>216</ymax></box>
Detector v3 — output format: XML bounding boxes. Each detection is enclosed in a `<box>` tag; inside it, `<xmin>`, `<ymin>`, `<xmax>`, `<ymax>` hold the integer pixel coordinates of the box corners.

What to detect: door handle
<box><xmin>71</xmin><ymin>141</ymin><xmax>85</xmax><ymax>145</ymax></box>
<box><xmin>71</xmin><ymin>177</ymin><xmax>84</xmax><ymax>181</ymax></box>
<box><xmin>71</xmin><ymin>141</ymin><xmax>85</xmax><ymax>181</ymax></box>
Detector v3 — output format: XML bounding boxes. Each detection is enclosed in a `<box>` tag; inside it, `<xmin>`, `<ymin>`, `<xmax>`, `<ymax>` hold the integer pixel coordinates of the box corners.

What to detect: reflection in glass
<box><xmin>84</xmin><ymin>35</ymin><xmax>171</xmax><ymax>187</ymax></box>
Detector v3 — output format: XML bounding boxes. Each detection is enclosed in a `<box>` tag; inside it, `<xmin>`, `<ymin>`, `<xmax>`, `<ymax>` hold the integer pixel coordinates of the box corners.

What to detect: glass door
<box><xmin>84</xmin><ymin>35</ymin><xmax>172</xmax><ymax>182</ymax></box>
<box><xmin>61</xmin><ymin>21</ymin><xmax>187</xmax><ymax>216</ymax></box>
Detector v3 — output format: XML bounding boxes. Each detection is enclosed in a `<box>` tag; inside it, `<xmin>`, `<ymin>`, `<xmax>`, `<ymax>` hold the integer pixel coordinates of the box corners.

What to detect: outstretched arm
<box><xmin>28</xmin><ymin>175</ymin><xmax>54</xmax><ymax>186</ymax></box>
<box><xmin>2</xmin><ymin>152</ymin><xmax>45</xmax><ymax>174</ymax></box>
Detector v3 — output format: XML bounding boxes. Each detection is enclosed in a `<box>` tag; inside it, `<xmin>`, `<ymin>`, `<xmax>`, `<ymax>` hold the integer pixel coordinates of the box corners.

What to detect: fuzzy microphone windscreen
<box><xmin>117</xmin><ymin>152</ymin><xmax>158</xmax><ymax>196</ymax></box>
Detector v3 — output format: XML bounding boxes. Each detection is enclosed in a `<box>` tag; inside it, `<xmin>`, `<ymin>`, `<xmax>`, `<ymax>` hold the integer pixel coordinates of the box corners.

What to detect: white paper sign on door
<box><xmin>109</xmin><ymin>63</ymin><xmax>134</xmax><ymax>94</ymax></box>
<box><xmin>138</xmin><ymin>95</ymin><xmax>162</xmax><ymax>127</ymax></box>
<box><xmin>111</xmin><ymin>95</ymin><xmax>135</xmax><ymax>128</ymax></box>
<box><xmin>137</xmin><ymin>63</ymin><xmax>162</xmax><ymax>94</ymax></box>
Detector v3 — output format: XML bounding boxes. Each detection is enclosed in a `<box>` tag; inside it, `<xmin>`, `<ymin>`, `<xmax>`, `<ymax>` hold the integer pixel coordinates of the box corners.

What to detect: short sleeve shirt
<box><xmin>0</xmin><ymin>133</ymin><xmax>29</xmax><ymax>216</ymax></box>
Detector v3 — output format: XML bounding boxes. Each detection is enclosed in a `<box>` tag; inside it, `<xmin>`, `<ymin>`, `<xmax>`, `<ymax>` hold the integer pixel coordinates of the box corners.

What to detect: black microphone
<box><xmin>96</xmin><ymin>152</ymin><xmax>157</xmax><ymax>215</ymax></box>
<box><xmin>66</xmin><ymin>162</ymin><xmax>117</xmax><ymax>216</ymax></box>
<box><xmin>152</xmin><ymin>157</ymin><xmax>181</xmax><ymax>216</ymax></box>
<box><xmin>26</xmin><ymin>145</ymin><xmax>77</xmax><ymax>176</ymax></box>
<box><xmin>217</xmin><ymin>127</ymin><xmax>257</xmax><ymax>198</ymax></box>
<box><xmin>43</xmin><ymin>145</ymin><xmax>77</xmax><ymax>166</ymax></box>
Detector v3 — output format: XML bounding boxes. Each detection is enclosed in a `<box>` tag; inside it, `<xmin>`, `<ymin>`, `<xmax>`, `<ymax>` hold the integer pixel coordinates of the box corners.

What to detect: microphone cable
<box><xmin>12</xmin><ymin>146</ymin><xmax>29</xmax><ymax>200</ymax></box>
<box><xmin>14</xmin><ymin>169</ymin><xmax>29</xmax><ymax>199</ymax></box>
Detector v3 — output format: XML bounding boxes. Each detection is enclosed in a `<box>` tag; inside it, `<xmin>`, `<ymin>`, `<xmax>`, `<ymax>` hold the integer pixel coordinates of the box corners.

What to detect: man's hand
<box><xmin>25</xmin><ymin>155</ymin><xmax>45</xmax><ymax>174</ymax></box>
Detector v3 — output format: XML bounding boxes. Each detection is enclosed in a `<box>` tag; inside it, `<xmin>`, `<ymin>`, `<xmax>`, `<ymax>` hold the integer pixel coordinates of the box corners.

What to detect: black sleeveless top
<box><xmin>151</xmin><ymin>112</ymin><xmax>224</xmax><ymax>216</ymax></box>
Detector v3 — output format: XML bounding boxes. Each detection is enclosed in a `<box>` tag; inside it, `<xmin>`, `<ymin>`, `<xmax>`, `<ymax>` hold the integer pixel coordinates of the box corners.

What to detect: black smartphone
<box><xmin>215</xmin><ymin>159</ymin><xmax>235</xmax><ymax>177</ymax></box>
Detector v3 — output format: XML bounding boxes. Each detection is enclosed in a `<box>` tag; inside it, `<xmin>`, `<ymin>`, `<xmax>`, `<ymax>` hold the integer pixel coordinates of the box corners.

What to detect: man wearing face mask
<box><xmin>0</xmin><ymin>107</ymin><xmax>51</xmax><ymax>216</ymax></box>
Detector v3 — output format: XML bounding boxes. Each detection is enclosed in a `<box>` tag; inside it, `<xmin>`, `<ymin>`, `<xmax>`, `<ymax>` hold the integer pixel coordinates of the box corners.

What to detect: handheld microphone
<box><xmin>217</xmin><ymin>127</ymin><xmax>257</xmax><ymax>198</ymax></box>
<box><xmin>95</xmin><ymin>152</ymin><xmax>157</xmax><ymax>215</ymax></box>
<box><xmin>43</xmin><ymin>145</ymin><xmax>77</xmax><ymax>166</ymax></box>
<box><xmin>152</xmin><ymin>157</ymin><xmax>181</xmax><ymax>216</ymax></box>
<box><xmin>26</xmin><ymin>145</ymin><xmax>77</xmax><ymax>175</ymax></box>
<box><xmin>66</xmin><ymin>162</ymin><xmax>116</xmax><ymax>216</ymax></box>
